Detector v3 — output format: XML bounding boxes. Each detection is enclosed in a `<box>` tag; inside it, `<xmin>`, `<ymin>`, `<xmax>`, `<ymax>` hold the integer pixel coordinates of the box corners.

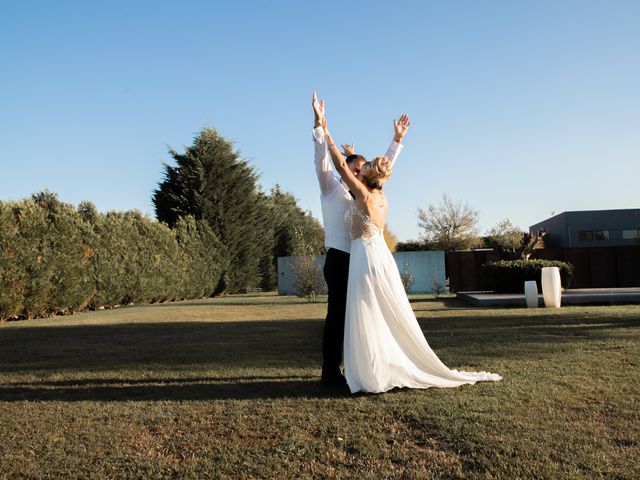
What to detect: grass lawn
<box><xmin>1</xmin><ymin>293</ymin><xmax>639</xmax><ymax>479</ymax></box>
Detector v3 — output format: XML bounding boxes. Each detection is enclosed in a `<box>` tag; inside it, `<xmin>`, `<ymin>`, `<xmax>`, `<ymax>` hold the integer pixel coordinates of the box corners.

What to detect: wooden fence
<box><xmin>447</xmin><ymin>246</ymin><xmax>640</xmax><ymax>292</ymax></box>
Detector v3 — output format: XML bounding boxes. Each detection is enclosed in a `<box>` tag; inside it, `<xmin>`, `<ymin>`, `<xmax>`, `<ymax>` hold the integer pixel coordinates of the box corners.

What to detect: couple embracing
<box><xmin>311</xmin><ymin>92</ymin><xmax>502</xmax><ymax>394</ymax></box>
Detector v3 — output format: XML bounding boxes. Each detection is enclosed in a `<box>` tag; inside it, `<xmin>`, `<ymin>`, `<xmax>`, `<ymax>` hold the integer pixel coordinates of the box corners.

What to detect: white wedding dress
<box><xmin>343</xmin><ymin>204</ymin><xmax>502</xmax><ymax>394</ymax></box>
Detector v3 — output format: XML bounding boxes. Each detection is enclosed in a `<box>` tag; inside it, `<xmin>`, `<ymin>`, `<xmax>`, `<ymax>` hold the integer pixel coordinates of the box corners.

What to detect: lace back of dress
<box><xmin>346</xmin><ymin>205</ymin><xmax>384</xmax><ymax>240</ymax></box>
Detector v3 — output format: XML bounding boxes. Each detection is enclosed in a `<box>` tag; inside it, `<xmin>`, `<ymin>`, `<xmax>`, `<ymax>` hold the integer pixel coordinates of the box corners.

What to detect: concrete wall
<box><xmin>277</xmin><ymin>251</ymin><xmax>446</xmax><ymax>295</ymax></box>
<box><xmin>277</xmin><ymin>255</ymin><xmax>327</xmax><ymax>296</ymax></box>
<box><xmin>392</xmin><ymin>251</ymin><xmax>446</xmax><ymax>293</ymax></box>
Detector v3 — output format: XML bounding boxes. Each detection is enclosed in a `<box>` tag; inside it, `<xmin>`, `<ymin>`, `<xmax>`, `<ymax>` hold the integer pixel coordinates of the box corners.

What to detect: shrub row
<box><xmin>0</xmin><ymin>194</ymin><xmax>227</xmax><ymax>321</ymax></box>
<box><xmin>481</xmin><ymin>259</ymin><xmax>574</xmax><ymax>293</ymax></box>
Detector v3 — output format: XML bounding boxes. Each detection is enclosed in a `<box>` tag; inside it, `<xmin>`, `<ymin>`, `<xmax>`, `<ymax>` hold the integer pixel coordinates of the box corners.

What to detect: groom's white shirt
<box><xmin>313</xmin><ymin>126</ymin><xmax>403</xmax><ymax>253</ymax></box>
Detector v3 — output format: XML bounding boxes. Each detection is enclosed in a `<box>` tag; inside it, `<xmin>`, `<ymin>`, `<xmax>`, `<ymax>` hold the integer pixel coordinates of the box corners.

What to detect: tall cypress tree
<box><xmin>258</xmin><ymin>185</ymin><xmax>325</xmax><ymax>290</ymax></box>
<box><xmin>153</xmin><ymin>128</ymin><xmax>269</xmax><ymax>293</ymax></box>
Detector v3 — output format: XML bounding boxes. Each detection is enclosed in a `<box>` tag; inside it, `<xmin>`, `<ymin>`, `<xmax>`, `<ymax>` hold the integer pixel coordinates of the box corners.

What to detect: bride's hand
<box><xmin>393</xmin><ymin>114</ymin><xmax>411</xmax><ymax>142</ymax></box>
<box><xmin>341</xmin><ymin>143</ymin><xmax>355</xmax><ymax>156</ymax></box>
<box><xmin>312</xmin><ymin>91</ymin><xmax>325</xmax><ymax>128</ymax></box>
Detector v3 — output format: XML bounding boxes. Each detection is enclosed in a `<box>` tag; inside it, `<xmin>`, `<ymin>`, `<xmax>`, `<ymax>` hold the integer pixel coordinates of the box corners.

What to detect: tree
<box><xmin>396</xmin><ymin>240</ymin><xmax>436</xmax><ymax>251</ymax></box>
<box><xmin>290</xmin><ymin>226</ymin><xmax>325</xmax><ymax>302</ymax></box>
<box><xmin>399</xmin><ymin>263</ymin><xmax>414</xmax><ymax>293</ymax></box>
<box><xmin>485</xmin><ymin>218</ymin><xmax>525</xmax><ymax>254</ymax></box>
<box><xmin>153</xmin><ymin>128</ymin><xmax>326</xmax><ymax>294</ymax></box>
<box><xmin>259</xmin><ymin>185</ymin><xmax>324</xmax><ymax>291</ymax></box>
<box><xmin>383</xmin><ymin>226</ymin><xmax>399</xmax><ymax>252</ymax></box>
<box><xmin>153</xmin><ymin>128</ymin><xmax>270</xmax><ymax>293</ymax></box>
<box><xmin>417</xmin><ymin>194</ymin><xmax>481</xmax><ymax>251</ymax></box>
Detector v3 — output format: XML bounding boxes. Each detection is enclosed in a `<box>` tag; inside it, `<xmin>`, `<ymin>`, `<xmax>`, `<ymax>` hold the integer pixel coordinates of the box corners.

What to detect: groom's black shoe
<box><xmin>321</xmin><ymin>372</ymin><xmax>348</xmax><ymax>387</ymax></box>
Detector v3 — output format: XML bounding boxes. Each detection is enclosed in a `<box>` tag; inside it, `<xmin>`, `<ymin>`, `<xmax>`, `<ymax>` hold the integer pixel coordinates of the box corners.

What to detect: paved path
<box><xmin>457</xmin><ymin>287</ymin><xmax>640</xmax><ymax>307</ymax></box>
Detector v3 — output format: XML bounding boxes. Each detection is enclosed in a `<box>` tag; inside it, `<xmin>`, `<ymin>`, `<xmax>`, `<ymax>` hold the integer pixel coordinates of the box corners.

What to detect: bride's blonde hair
<box><xmin>361</xmin><ymin>156</ymin><xmax>392</xmax><ymax>189</ymax></box>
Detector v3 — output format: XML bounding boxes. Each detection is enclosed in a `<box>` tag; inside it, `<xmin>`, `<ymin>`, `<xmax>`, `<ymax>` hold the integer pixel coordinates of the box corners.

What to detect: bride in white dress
<box><xmin>319</xmin><ymin>100</ymin><xmax>502</xmax><ymax>394</ymax></box>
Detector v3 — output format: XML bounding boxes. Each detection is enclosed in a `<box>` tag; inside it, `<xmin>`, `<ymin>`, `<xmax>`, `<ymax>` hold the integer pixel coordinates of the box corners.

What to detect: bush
<box><xmin>174</xmin><ymin>216</ymin><xmax>228</xmax><ymax>299</ymax></box>
<box><xmin>0</xmin><ymin>195</ymin><xmax>96</xmax><ymax>319</ymax></box>
<box><xmin>0</xmin><ymin>194</ymin><xmax>227</xmax><ymax>321</ymax></box>
<box><xmin>481</xmin><ymin>259</ymin><xmax>574</xmax><ymax>293</ymax></box>
<box><xmin>92</xmin><ymin>211</ymin><xmax>185</xmax><ymax>305</ymax></box>
<box><xmin>0</xmin><ymin>202</ymin><xmax>27</xmax><ymax>318</ymax></box>
<box><xmin>396</xmin><ymin>240</ymin><xmax>436</xmax><ymax>252</ymax></box>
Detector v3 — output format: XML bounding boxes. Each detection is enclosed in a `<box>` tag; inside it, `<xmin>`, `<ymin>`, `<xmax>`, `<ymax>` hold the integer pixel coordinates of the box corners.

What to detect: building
<box><xmin>530</xmin><ymin>209</ymin><xmax>640</xmax><ymax>248</ymax></box>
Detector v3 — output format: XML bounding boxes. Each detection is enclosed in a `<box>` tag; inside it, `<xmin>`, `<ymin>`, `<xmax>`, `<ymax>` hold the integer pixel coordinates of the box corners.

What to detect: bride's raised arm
<box><xmin>321</xmin><ymin>116</ymin><xmax>369</xmax><ymax>201</ymax></box>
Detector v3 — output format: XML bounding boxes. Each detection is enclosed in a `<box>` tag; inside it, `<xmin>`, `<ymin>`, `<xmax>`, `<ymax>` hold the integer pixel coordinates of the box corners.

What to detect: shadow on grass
<box><xmin>0</xmin><ymin>377</ymin><xmax>351</xmax><ymax>402</ymax></box>
<box><xmin>156</xmin><ymin>299</ymin><xmax>322</xmax><ymax>308</ymax></box>
<box><xmin>0</xmin><ymin>319</ymin><xmax>326</xmax><ymax>374</ymax></box>
<box><xmin>408</xmin><ymin>296</ymin><xmax>469</xmax><ymax>308</ymax></box>
<box><xmin>1</xmin><ymin>312</ymin><xmax>638</xmax><ymax>401</ymax></box>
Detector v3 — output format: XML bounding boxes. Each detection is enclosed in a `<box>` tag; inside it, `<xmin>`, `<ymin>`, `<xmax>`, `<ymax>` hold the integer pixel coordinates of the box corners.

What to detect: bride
<box><xmin>317</xmin><ymin>94</ymin><xmax>502</xmax><ymax>394</ymax></box>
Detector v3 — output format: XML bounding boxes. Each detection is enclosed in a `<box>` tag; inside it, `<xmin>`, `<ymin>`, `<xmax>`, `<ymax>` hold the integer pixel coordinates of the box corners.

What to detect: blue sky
<box><xmin>1</xmin><ymin>0</ymin><xmax>638</xmax><ymax>241</ymax></box>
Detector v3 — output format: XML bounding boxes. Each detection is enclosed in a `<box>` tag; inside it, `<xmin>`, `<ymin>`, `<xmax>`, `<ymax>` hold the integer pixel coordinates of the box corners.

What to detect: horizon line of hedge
<box><xmin>0</xmin><ymin>192</ymin><xmax>227</xmax><ymax>321</ymax></box>
<box><xmin>481</xmin><ymin>259</ymin><xmax>574</xmax><ymax>293</ymax></box>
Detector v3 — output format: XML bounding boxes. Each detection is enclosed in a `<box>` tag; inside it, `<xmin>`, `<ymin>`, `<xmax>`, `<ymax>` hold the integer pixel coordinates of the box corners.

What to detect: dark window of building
<box><xmin>622</xmin><ymin>229</ymin><xmax>640</xmax><ymax>240</ymax></box>
<box><xmin>579</xmin><ymin>230</ymin><xmax>593</xmax><ymax>241</ymax></box>
<box><xmin>595</xmin><ymin>230</ymin><xmax>609</xmax><ymax>240</ymax></box>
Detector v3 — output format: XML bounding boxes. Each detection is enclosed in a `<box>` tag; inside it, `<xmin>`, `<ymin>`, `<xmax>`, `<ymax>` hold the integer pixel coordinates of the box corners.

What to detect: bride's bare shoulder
<box><xmin>368</xmin><ymin>191</ymin><xmax>387</xmax><ymax>207</ymax></box>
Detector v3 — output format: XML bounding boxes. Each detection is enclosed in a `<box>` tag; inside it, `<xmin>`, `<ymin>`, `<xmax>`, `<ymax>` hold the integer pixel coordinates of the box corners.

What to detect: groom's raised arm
<box><xmin>385</xmin><ymin>114</ymin><xmax>411</xmax><ymax>168</ymax></box>
<box><xmin>312</xmin><ymin>92</ymin><xmax>341</xmax><ymax>197</ymax></box>
<box><xmin>313</xmin><ymin>126</ymin><xmax>340</xmax><ymax>196</ymax></box>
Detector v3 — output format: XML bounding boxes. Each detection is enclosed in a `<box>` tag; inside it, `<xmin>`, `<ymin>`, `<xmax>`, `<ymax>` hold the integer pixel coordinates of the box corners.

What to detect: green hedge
<box><xmin>0</xmin><ymin>194</ymin><xmax>227</xmax><ymax>321</ymax></box>
<box><xmin>481</xmin><ymin>259</ymin><xmax>574</xmax><ymax>293</ymax></box>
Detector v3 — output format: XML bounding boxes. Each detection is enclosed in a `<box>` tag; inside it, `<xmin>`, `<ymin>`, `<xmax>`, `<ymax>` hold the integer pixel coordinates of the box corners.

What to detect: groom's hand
<box><xmin>341</xmin><ymin>143</ymin><xmax>356</xmax><ymax>156</ymax></box>
<box><xmin>393</xmin><ymin>114</ymin><xmax>411</xmax><ymax>142</ymax></box>
<box><xmin>312</xmin><ymin>91</ymin><xmax>325</xmax><ymax>128</ymax></box>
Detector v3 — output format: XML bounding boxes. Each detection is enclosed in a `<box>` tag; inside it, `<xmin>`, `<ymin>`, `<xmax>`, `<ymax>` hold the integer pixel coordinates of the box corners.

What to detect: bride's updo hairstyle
<box><xmin>361</xmin><ymin>156</ymin><xmax>392</xmax><ymax>189</ymax></box>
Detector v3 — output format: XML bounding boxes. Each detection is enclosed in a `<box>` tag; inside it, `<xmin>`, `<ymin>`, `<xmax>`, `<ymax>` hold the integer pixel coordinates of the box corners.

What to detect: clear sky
<box><xmin>2</xmin><ymin>0</ymin><xmax>639</xmax><ymax>241</ymax></box>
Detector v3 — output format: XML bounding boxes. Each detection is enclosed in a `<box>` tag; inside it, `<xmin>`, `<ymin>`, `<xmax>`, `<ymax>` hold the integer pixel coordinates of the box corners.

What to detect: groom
<box><xmin>311</xmin><ymin>92</ymin><xmax>410</xmax><ymax>386</ymax></box>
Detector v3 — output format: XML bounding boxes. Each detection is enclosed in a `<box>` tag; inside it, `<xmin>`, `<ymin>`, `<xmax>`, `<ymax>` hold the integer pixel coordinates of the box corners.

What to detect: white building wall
<box><xmin>277</xmin><ymin>251</ymin><xmax>446</xmax><ymax>295</ymax></box>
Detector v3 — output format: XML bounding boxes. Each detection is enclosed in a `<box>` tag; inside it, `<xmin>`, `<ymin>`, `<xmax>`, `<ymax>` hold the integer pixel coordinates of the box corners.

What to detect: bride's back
<box><xmin>348</xmin><ymin>192</ymin><xmax>388</xmax><ymax>239</ymax></box>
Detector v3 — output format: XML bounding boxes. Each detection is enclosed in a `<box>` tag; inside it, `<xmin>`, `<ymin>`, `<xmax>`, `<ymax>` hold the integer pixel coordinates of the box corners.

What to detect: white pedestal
<box><xmin>541</xmin><ymin>266</ymin><xmax>562</xmax><ymax>308</ymax></box>
<box><xmin>524</xmin><ymin>280</ymin><xmax>539</xmax><ymax>308</ymax></box>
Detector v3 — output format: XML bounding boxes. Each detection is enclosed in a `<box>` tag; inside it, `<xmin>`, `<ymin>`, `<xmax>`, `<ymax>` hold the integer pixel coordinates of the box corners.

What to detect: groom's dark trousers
<box><xmin>322</xmin><ymin>248</ymin><xmax>350</xmax><ymax>379</ymax></box>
